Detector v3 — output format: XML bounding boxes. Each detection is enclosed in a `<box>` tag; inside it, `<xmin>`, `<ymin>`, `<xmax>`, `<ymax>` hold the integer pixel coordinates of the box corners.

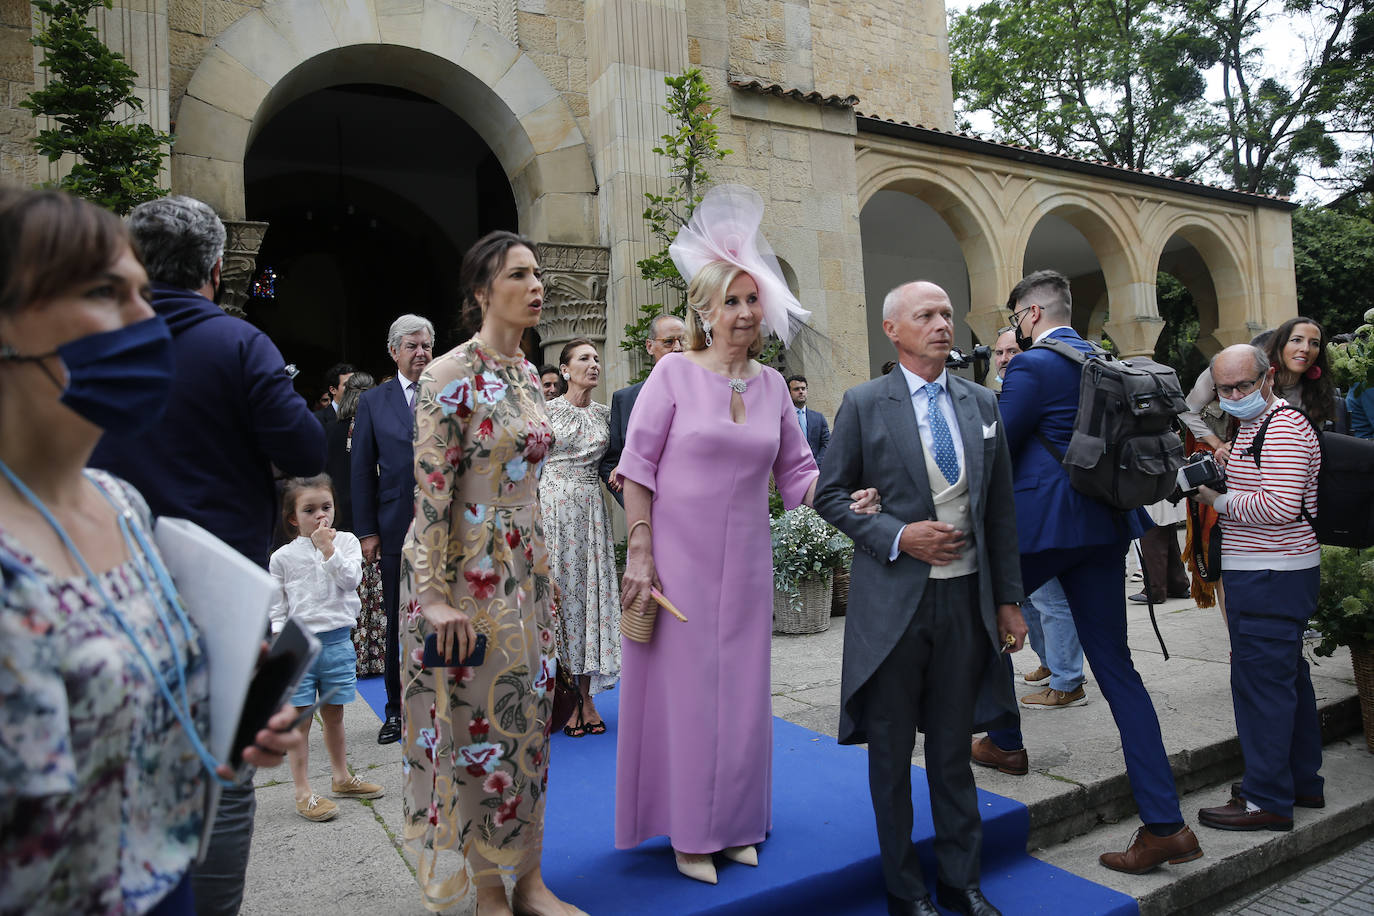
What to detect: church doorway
<box><xmin>243</xmin><ymin>82</ymin><xmax>518</xmax><ymax>401</ymax></box>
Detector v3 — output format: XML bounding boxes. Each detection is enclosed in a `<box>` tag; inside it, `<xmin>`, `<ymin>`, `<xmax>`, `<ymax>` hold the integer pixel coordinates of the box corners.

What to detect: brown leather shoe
<box><xmin>970</xmin><ymin>736</ymin><xmax>1028</xmax><ymax>775</ymax></box>
<box><xmin>1099</xmin><ymin>826</ymin><xmax>1202</xmax><ymax>874</ymax></box>
<box><xmin>1229</xmin><ymin>781</ymin><xmax>1324</xmax><ymax>809</ymax></box>
<box><xmin>1199</xmin><ymin>798</ymin><xmax>1293</xmax><ymax>832</ymax></box>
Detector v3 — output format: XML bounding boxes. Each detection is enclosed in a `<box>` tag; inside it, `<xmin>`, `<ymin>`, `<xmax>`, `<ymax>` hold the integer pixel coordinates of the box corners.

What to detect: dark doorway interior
<box><xmin>244</xmin><ymin>83</ymin><xmax>517</xmax><ymax>400</ymax></box>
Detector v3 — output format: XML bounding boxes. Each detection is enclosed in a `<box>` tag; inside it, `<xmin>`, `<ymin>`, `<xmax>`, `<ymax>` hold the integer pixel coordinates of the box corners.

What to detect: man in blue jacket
<box><xmin>91</xmin><ymin>195</ymin><xmax>325</xmax><ymax>915</ymax></box>
<box><xmin>352</xmin><ymin>313</ymin><xmax>433</xmax><ymax>743</ymax></box>
<box><xmin>987</xmin><ymin>270</ymin><xmax>1201</xmax><ymax>876</ymax></box>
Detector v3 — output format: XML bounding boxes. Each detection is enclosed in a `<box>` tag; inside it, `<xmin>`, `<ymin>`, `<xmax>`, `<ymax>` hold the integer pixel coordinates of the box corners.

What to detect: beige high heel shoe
<box><xmin>720</xmin><ymin>845</ymin><xmax>758</xmax><ymax>866</ymax></box>
<box><xmin>673</xmin><ymin>850</ymin><xmax>718</xmax><ymax>884</ymax></box>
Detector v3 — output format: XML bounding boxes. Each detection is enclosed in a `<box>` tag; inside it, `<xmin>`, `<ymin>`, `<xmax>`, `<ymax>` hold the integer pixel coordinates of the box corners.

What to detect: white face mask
<box><xmin>1218</xmin><ymin>387</ymin><xmax>1268</xmax><ymax>420</ymax></box>
<box><xmin>995</xmin><ymin>373</ymin><xmax>1004</xmax><ymax>385</ymax></box>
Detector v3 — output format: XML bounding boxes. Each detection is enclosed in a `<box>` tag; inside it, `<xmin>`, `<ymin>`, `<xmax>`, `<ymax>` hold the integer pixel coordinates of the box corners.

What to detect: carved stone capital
<box><xmin>537</xmin><ymin>244</ymin><xmax>610</xmax><ymax>354</ymax></box>
<box><xmin>220</xmin><ymin>220</ymin><xmax>269</xmax><ymax>318</ymax></box>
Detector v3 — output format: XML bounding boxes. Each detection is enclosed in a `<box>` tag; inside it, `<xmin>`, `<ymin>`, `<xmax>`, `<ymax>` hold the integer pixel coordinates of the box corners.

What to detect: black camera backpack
<box><xmin>1248</xmin><ymin>404</ymin><xmax>1374</xmax><ymax>548</ymax></box>
<box><xmin>1032</xmin><ymin>337</ymin><xmax>1188</xmax><ymax>511</ymax></box>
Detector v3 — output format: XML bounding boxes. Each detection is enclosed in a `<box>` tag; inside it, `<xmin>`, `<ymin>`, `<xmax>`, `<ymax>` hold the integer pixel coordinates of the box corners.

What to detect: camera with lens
<box><xmin>1175</xmin><ymin>452</ymin><xmax>1226</xmax><ymax>496</ymax></box>
<box><xmin>946</xmin><ymin>344</ymin><xmax>991</xmax><ymax>369</ymax></box>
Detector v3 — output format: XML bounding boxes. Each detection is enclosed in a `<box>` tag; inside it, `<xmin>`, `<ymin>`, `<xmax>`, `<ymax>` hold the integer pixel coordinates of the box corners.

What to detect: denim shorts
<box><xmin>291</xmin><ymin>626</ymin><xmax>358</xmax><ymax>707</ymax></box>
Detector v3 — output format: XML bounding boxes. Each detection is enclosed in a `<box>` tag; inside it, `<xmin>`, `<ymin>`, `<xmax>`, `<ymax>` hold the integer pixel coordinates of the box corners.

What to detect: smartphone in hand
<box><xmin>230</xmin><ymin>619</ymin><xmax>321</xmax><ymax>775</ymax></box>
<box><xmin>422</xmin><ymin>632</ymin><xmax>488</xmax><ymax>668</ymax></box>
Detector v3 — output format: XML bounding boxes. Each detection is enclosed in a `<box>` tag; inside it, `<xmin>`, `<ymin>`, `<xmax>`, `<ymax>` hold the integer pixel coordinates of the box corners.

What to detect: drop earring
<box><xmin>701</xmin><ymin>321</ymin><xmax>713</xmax><ymax>348</ymax></box>
<box><xmin>562</xmin><ymin>372</ymin><xmax>570</xmax><ymax>380</ymax></box>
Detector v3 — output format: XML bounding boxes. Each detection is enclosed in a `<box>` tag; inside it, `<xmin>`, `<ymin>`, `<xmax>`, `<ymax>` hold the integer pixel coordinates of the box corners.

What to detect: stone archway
<box><xmin>856</xmin><ymin>160</ymin><xmax>1006</xmax><ymax>353</ymax></box>
<box><xmin>1017</xmin><ymin>193</ymin><xmax>1159</xmax><ymax>356</ymax></box>
<box><xmin>1148</xmin><ymin>214</ymin><xmax>1256</xmax><ymax>353</ymax></box>
<box><xmin>172</xmin><ymin>0</ymin><xmax>604</xmax><ymax>346</ymax></box>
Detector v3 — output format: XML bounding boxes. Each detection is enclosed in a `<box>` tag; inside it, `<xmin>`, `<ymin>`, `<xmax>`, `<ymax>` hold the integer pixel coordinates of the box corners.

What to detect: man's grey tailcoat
<box><xmin>814</xmin><ymin>368</ymin><xmax>1023</xmax><ymax>744</ymax></box>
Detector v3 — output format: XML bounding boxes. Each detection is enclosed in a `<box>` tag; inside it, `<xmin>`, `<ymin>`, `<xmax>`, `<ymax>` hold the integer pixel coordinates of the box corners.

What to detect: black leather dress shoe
<box><xmin>377</xmin><ymin>715</ymin><xmax>402</xmax><ymax>745</ymax></box>
<box><xmin>937</xmin><ymin>882</ymin><xmax>1002</xmax><ymax>916</ymax></box>
<box><xmin>885</xmin><ymin>892</ymin><xmax>938</xmax><ymax>916</ymax></box>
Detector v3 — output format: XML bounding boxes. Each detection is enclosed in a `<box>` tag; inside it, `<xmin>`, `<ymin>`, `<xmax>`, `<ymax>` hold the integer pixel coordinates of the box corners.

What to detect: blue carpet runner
<box><xmin>357</xmin><ymin>676</ymin><xmax>1135</xmax><ymax>915</ymax></box>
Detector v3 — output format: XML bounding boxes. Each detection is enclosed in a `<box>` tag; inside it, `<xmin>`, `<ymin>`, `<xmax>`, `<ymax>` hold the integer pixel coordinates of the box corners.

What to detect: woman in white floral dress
<box><xmin>538</xmin><ymin>338</ymin><xmax>621</xmax><ymax>736</ymax></box>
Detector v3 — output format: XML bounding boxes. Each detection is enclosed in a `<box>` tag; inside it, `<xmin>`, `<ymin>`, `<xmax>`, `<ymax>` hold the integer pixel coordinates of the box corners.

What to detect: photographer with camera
<box><xmin>1189</xmin><ymin>344</ymin><xmax>1324</xmax><ymax>832</ymax></box>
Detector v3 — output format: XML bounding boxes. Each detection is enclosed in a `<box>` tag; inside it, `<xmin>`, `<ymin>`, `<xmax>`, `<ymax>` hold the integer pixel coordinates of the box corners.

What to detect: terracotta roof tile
<box><xmin>728</xmin><ymin>77</ymin><xmax>859</xmax><ymax>110</ymax></box>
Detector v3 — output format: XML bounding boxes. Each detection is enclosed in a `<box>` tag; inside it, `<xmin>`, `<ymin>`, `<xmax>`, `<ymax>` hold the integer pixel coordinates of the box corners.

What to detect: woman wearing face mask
<box><xmin>0</xmin><ymin>188</ymin><xmax>299</xmax><ymax>914</ymax></box>
<box><xmin>537</xmin><ymin>338</ymin><xmax>620</xmax><ymax>736</ymax></box>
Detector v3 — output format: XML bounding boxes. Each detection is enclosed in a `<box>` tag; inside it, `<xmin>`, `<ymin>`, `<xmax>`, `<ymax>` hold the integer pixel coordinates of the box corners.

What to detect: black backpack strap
<box><xmin>1028</xmin><ymin>336</ymin><xmax>1093</xmax><ymax>465</ymax></box>
<box><xmin>1241</xmin><ymin>404</ymin><xmax>1318</xmax><ymax>529</ymax></box>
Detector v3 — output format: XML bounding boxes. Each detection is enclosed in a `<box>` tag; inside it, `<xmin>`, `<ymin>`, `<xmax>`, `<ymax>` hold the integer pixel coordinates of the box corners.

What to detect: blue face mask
<box><xmin>1</xmin><ymin>315</ymin><xmax>174</xmax><ymax>436</ymax></box>
<box><xmin>1217</xmin><ymin>387</ymin><xmax>1268</xmax><ymax>421</ymax></box>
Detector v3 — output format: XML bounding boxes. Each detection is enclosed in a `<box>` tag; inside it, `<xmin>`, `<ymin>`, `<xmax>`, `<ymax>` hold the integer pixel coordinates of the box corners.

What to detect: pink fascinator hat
<box><xmin>669</xmin><ymin>184</ymin><xmax>811</xmax><ymax>345</ymax></box>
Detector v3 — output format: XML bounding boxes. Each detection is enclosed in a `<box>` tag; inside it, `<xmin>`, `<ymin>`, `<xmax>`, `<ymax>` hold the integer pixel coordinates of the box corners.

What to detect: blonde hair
<box><xmin>682</xmin><ymin>260</ymin><xmax>764</xmax><ymax>358</ymax></box>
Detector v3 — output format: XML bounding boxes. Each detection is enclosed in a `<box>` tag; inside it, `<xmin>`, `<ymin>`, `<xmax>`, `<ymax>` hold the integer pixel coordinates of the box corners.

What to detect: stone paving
<box><xmin>239</xmin><ymin>583</ymin><xmax>1371</xmax><ymax>915</ymax></box>
<box><xmin>1217</xmin><ymin>836</ymin><xmax>1374</xmax><ymax>915</ymax></box>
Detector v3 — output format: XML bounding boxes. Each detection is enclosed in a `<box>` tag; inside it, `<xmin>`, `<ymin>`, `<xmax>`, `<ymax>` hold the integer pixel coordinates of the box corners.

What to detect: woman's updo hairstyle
<box><xmin>558</xmin><ymin>337</ymin><xmax>596</xmax><ymax>372</ymax></box>
<box><xmin>0</xmin><ymin>187</ymin><xmax>130</xmax><ymax>316</ymax></box>
<box><xmin>682</xmin><ymin>259</ymin><xmax>764</xmax><ymax>358</ymax></box>
<box><xmin>458</xmin><ymin>230</ymin><xmax>540</xmax><ymax>328</ymax></box>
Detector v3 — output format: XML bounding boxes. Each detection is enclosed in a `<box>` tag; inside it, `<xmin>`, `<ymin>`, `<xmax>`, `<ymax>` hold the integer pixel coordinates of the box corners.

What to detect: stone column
<box><xmin>537</xmin><ymin>243</ymin><xmax>611</xmax><ymax>363</ymax></box>
<box><xmin>585</xmin><ymin>0</ymin><xmax>688</xmax><ymax>391</ymax></box>
<box><xmin>219</xmin><ymin>219</ymin><xmax>268</xmax><ymax>318</ymax></box>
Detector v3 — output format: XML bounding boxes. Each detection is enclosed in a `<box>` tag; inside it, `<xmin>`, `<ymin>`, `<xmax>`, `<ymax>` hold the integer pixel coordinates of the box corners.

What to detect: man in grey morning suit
<box><xmin>815</xmin><ymin>281</ymin><xmax>1026</xmax><ymax>916</ymax></box>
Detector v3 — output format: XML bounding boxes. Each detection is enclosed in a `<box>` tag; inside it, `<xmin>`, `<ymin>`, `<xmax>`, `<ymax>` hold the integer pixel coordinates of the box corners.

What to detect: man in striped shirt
<box><xmin>1191</xmin><ymin>344</ymin><xmax>1324</xmax><ymax>832</ymax></box>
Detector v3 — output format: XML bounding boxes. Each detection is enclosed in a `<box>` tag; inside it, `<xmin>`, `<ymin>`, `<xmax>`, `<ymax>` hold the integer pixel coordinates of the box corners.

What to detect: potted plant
<box><xmin>770</xmin><ymin>506</ymin><xmax>845</xmax><ymax>634</ymax></box>
<box><xmin>829</xmin><ymin>527</ymin><xmax>854</xmax><ymax>616</ymax></box>
<box><xmin>1312</xmin><ymin>545</ymin><xmax>1374</xmax><ymax>753</ymax></box>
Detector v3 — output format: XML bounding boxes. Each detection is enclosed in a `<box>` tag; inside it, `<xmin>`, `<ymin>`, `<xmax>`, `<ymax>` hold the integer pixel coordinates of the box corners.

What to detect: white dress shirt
<box><xmin>889</xmin><ymin>364</ymin><xmax>966</xmax><ymax>562</ymax></box>
<box><xmin>268</xmin><ymin>532</ymin><xmax>364</xmax><ymax>634</ymax></box>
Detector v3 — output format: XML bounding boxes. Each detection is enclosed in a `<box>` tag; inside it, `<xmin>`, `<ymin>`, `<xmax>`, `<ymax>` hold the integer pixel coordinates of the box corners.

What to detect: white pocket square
<box><xmin>982</xmin><ymin>422</ymin><xmax>998</xmax><ymax>439</ymax></box>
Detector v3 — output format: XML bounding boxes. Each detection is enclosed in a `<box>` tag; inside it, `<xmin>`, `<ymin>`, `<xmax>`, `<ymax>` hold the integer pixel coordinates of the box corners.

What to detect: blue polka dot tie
<box><xmin>924</xmin><ymin>382</ymin><xmax>960</xmax><ymax>485</ymax></box>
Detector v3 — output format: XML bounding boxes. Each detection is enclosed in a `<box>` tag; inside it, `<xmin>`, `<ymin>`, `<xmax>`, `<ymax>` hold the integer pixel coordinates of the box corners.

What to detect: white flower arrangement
<box><xmin>770</xmin><ymin>506</ymin><xmax>853</xmax><ymax>595</ymax></box>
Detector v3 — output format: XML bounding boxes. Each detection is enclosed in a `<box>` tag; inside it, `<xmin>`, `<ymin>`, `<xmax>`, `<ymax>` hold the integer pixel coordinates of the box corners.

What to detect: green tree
<box><xmin>1200</xmin><ymin>0</ymin><xmax>1369</xmax><ymax>196</ymax></box>
<box><xmin>22</xmin><ymin>0</ymin><xmax>172</xmax><ymax>214</ymax></box>
<box><xmin>1152</xmin><ymin>271</ymin><xmax>1209</xmax><ymax>388</ymax></box>
<box><xmin>620</xmin><ymin>68</ymin><xmax>731</xmax><ymax>382</ymax></box>
<box><xmin>949</xmin><ymin>0</ymin><xmax>1219</xmax><ymax>174</ymax></box>
<box><xmin>1291</xmin><ymin>204</ymin><xmax>1374</xmax><ymax>335</ymax></box>
<box><xmin>949</xmin><ymin>0</ymin><xmax>1374</xmax><ymax>196</ymax></box>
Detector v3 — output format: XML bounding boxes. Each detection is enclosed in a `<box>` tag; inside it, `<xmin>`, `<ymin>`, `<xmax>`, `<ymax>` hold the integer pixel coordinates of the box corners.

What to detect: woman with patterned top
<box><xmin>538</xmin><ymin>337</ymin><xmax>621</xmax><ymax>736</ymax></box>
<box><xmin>399</xmin><ymin>231</ymin><xmax>585</xmax><ymax>916</ymax></box>
<box><xmin>0</xmin><ymin>187</ymin><xmax>298</xmax><ymax>915</ymax></box>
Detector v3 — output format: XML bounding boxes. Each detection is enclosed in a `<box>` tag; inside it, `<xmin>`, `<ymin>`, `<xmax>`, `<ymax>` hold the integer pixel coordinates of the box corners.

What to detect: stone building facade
<box><xmin>1</xmin><ymin>0</ymin><xmax>1298</xmax><ymax>416</ymax></box>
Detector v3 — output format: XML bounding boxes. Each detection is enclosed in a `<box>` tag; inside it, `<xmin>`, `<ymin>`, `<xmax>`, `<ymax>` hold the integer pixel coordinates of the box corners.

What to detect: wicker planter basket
<box><xmin>1352</xmin><ymin>645</ymin><xmax>1374</xmax><ymax>754</ymax></box>
<box><xmin>831</xmin><ymin>566</ymin><xmax>850</xmax><ymax>616</ymax></box>
<box><xmin>774</xmin><ymin>572</ymin><xmax>832</xmax><ymax>635</ymax></box>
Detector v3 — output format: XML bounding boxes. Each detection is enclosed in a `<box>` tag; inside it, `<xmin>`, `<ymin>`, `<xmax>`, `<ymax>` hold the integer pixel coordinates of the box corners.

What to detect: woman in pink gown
<box><xmin>615</xmin><ymin>243</ymin><xmax>878</xmax><ymax>883</ymax></box>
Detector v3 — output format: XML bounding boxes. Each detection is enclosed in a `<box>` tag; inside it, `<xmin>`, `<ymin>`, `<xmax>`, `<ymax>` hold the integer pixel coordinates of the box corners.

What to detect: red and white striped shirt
<box><xmin>1214</xmin><ymin>398</ymin><xmax>1321</xmax><ymax>570</ymax></box>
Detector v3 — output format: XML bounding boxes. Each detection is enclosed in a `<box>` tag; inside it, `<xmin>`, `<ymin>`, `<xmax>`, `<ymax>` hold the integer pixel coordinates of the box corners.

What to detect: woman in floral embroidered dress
<box><xmin>399</xmin><ymin>231</ymin><xmax>585</xmax><ymax>916</ymax></box>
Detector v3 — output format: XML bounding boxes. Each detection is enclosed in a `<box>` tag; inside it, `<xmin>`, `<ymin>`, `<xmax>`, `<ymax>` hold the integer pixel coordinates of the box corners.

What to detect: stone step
<box><xmin>1020</xmin><ymin>693</ymin><xmax>1364</xmax><ymax>850</ymax></box>
<box><xmin>1033</xmin><ymin>736</ymin><xmax>1374</xmax><ymax>916</ymax></box>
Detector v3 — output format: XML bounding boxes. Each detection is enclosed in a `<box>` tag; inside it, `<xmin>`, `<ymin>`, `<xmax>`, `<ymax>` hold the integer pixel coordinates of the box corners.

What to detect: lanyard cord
<box><xmin>0</xmin><ymin>459</ymin><xmax>230</xmax><ymax>786</ymax></box>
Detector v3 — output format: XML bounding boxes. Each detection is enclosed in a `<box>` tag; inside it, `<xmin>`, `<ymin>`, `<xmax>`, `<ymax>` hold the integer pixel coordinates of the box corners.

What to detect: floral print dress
<box><xmin>538</xmin><ymin>396</ymin><xmax>621</xmax><ymax>693</ymax></box>
<box><xmin>0</xmin><ymin>470</ymin><xmax>209</xmax><ymax>915</ymax></box>
<box><xmin>399</xmin><ymin>337</ymin><xmax>558</xmax><ymax>911</ymax></box>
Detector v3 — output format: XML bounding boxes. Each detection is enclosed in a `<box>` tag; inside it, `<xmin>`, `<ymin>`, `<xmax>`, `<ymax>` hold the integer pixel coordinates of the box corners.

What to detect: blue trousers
<box><xmin>1223</xmin><ymin>567</ymin><xmax>1324</xmax><ymax>818</ymax></box>
<box><xmin>992</xmin><ymin>541</ymin><xmax>1183</xmax><ymax>825</ymax></box>
<box><xmin>1022</xmin><ymin>577</ymin><xmax>1084</xmax><ymax>691</ymax></box>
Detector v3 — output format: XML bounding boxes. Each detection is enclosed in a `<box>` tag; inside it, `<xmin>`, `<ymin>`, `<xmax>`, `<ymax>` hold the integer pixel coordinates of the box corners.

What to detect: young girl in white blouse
<box><xmin>270</xmin><ymin>474</ymin><xmax>384</xmax><ymax>821</ymax></box>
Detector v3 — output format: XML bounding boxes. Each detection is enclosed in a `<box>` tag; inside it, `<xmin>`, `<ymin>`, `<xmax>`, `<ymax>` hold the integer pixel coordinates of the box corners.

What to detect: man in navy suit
<box><xmin>599</xmin><ymin>313</ymin><xmax>685</xmax><ymax>505</ymax></box>
<box><xmin>315</xmin><ymin>361</ymin><xmax>355</xmax><ymax>425</ymax></box>
<box><xmin>352</xmin><ymin>314</ymin><xmax>434</xmax><ymax>744</ymax></box>
<box><xmin>987</xmin><ymin>270</ymin><xmax>1202</xmax><ymax>874</ymax></box>
<box><xmin>788</xmin><ymin>374</ymin><xmax>831</xmax><ymax>464</ymax></box>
